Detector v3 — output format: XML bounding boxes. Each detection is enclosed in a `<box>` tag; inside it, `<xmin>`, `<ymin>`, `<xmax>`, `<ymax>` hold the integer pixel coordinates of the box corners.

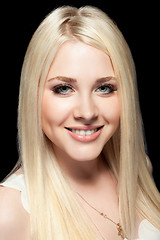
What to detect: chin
<box><xmin>66</xmin><ymin>146</ymin><xmax>103</xmax><ymax>162</ymax></box>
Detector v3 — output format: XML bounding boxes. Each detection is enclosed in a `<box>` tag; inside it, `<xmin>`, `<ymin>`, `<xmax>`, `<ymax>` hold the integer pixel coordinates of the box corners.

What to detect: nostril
<box><xmin>74</xmin><ymin>116</ymin><xmax>98</xmax><ymax>125</ymax></box>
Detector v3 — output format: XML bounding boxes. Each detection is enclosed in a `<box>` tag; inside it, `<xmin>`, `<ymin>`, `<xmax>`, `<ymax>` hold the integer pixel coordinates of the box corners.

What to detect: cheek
<box><xmin>101</xmin><ymin>96</ymin><xmax>120</xmax><ymax>125</ymax></box>
<box><xmin>41</xmin><ymin>93</ymin><xmax>73</xmax><ymax>132</ymax></box>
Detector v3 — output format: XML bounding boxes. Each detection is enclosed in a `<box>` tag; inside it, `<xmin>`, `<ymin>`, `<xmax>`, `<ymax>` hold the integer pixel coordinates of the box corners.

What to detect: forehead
<box><xmin>47</xmin><ymin>41</ymin><xmax>114</xmax><ymax>80</ymax></box>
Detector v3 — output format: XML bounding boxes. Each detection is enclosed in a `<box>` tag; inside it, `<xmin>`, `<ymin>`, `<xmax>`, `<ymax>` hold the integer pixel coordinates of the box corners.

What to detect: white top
<box><xmin>1</xmin><ymin>174</ymin><xmax>160</xmax><ymax>240</ymax></box>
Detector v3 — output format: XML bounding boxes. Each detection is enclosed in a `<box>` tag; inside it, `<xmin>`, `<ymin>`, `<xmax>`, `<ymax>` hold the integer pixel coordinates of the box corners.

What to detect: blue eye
<box><xmin>96</xmin><ymin>84</ymin><xmax>117</xmax><ymax>94</ymax></box>
<box><xmin>52</xmin><ymin>84</ymin><xmax>73</xmax><ymax>95</ymax></box>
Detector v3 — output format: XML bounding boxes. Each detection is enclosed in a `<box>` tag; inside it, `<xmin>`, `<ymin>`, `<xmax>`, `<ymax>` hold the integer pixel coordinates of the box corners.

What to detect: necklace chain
<box><xmin>77</xmin><ymin>192</ymin><xmax>127</xmax><ymax>240</ymax></box>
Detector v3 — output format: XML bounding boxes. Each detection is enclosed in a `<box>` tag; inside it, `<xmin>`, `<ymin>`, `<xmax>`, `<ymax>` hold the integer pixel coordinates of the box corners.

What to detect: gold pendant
<box><xmin>116</xmin><ymin>223</ymin><xmax>126</xmax><ymax>239</ymax></box>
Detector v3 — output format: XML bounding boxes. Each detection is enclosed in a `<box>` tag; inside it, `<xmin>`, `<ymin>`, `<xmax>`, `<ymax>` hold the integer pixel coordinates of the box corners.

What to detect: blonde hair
<box><xmin>17</xmin><ymin>6</ymin><xmax>160</xmax><ymax>240</ymax></box>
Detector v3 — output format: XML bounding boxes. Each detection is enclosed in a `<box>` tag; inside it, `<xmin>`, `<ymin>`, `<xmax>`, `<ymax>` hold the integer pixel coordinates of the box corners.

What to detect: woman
<box><xmin>0</xmin><ymin>6</ymin><xmax>159</xmax><ymax>240</ymax></box>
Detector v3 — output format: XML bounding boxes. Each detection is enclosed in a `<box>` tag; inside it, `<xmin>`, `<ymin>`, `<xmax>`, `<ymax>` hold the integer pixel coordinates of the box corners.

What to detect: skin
<box><xmin>42</xmin><ymin>41</ymin><xmax>120</xmax><ymax>184</ymax></box>
<box><xmin>0</xmin><ymin>41</ymin><xmax>146</xmax><ymax>239</ymax></box>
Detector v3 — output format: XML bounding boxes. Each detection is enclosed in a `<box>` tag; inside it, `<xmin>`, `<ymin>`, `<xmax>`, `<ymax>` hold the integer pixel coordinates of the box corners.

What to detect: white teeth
<box><xmin>79</xmin><ymin>130</ymin><xmax>86</xmax><ymax>136</ymax></box>
<box><xmin>85</xmin><ymin>130</ymin><xmax>95</xmax><ymax>135</ymax></box>
<box><xmin>71</xmin><ymin>129</ymin><xmax>97</xmax><ymax>136</ymax></box>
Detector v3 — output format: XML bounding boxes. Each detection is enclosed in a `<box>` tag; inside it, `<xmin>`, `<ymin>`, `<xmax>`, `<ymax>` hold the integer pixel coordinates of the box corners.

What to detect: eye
<box><xmin>52</xmin><ymin>84</ymin><xmax>73</xmax><ymax>95</ymax></box>
<box><xmin>96</xmin><ymin>84</ymin><xmax>117</xmax><ymax>95</ymax></box>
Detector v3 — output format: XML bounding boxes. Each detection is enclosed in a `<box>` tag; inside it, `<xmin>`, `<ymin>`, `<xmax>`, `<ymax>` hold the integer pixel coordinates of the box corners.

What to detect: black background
<box><xmin>1</xmin><ymin>1</ymin><xmax>159</xmax><ymax>191</ymax></box>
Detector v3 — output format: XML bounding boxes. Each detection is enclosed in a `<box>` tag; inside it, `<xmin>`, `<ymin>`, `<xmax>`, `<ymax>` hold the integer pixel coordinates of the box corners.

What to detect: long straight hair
<box><xmin>17</xmin><ymin>6</ymin><xmax>160</xmax><ymax>240</ymax></box>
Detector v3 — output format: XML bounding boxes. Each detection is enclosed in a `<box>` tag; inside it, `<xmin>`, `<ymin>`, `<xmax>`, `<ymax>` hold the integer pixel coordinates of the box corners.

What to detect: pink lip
<box><xmin>65</xmin><ymin>126</ymin><xmax>103</xmax><ymax>142</ymax></box>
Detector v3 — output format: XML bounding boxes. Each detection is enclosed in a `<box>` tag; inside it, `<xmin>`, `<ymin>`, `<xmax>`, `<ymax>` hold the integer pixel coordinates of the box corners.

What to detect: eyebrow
<box><xmin>47</xmin><ymin>76</ymin><xmax>116</xmax><ymax>83</ymax></box>
<box><xmin>95</xmin><ymin>76</ymin><xmax>116</xmax><ymax>84</ymax></box>
<box><xmin>48</xmin><ymin>76</ymin><xmax>77</xmax><ymax>83</ymax></box>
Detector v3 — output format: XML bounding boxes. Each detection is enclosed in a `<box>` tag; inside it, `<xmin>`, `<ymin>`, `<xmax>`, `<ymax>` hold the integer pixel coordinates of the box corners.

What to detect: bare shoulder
<box><xmin>0</xmin><ymin>186</ymin><xmax>30</xmax><ymax>240</ymax></box>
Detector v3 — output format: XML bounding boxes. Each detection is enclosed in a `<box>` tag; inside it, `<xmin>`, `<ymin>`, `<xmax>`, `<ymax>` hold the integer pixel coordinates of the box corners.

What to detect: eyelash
<box><xmin>96</xmin><ymin>84</ymin><xmax>117</xmax><ymax>95</ymax></box>
<box><xmin>52</xmin><ymin>84</ymin><xmax>73</xmax><ymax>95</ymax></box>
<box><xmin>52</xmin><ymin>83</ymin><xmax>117</xmax><ymax>95</ymax></box>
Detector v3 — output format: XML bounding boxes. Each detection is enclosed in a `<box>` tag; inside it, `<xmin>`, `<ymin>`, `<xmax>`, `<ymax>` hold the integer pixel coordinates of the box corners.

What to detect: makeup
<box><xmin>65</xmin><ymin>126</ymin><xmax>103</xmax><ymax>142</ymax></box>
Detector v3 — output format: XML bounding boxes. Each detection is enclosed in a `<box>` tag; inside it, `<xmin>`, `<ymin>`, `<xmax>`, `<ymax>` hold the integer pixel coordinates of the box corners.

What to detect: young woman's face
<box><xmin>42</xmin><ymin>41</ymin><xmax>120</xmax><ymax>162</ymax></box>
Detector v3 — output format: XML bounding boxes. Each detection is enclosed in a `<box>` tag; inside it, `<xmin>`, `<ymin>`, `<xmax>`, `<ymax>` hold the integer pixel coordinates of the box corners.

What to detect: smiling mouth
<box><xmin>65</xmin><ymin>126</ymin><xmax>103</xmax><ymax>136</ymax></box>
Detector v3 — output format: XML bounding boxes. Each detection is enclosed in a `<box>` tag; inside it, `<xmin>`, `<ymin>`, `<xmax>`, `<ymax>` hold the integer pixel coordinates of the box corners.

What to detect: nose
<box><xmin>73</xmin><ymin>95</ymin><xmax>98</xmax><ymax>123</ymax></box>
